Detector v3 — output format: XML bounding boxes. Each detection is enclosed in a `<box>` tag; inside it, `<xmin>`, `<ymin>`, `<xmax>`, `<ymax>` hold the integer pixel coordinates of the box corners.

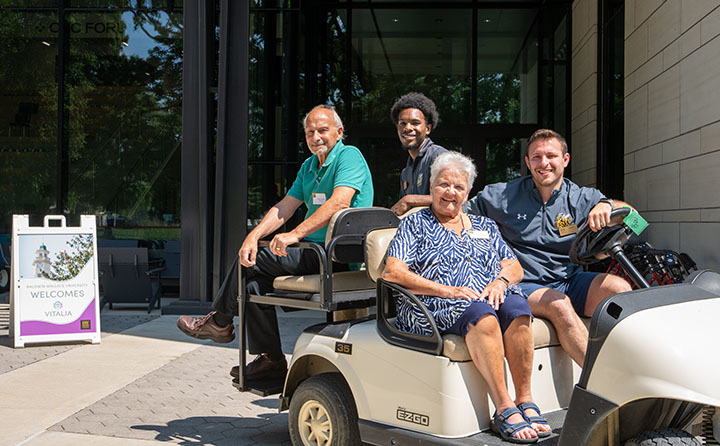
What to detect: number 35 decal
<box><xmin>335</xmin><ymin>342</ymin><xmax>352</xmax><ymax>355</ymax></box>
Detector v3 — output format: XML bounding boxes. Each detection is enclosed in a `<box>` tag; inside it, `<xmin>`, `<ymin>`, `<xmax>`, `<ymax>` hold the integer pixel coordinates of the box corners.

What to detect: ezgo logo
<box><xmin>396</xmin><ymin>407</ymin><xmax>429</xmax><ymax>426</ymax></box>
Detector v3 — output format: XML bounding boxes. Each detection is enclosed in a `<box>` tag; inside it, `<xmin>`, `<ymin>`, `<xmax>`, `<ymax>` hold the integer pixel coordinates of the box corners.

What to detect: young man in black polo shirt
<box><xmin>389</xmin><ymin>92</ymin><xmax>448</xmax><ymax>216</ymax></box>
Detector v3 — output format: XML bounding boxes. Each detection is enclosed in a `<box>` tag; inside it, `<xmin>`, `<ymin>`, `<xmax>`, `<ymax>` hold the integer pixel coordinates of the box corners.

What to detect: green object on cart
<box><xmin>623</xmin><ymin>208</ymin><xmax>649</xmax><ymax>236</ymax></box>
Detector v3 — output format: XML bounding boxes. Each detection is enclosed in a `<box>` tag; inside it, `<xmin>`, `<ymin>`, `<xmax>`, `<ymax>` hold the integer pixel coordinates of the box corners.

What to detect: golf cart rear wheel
<box><xmin>289</xmin><ymin>373</ymin><xmax>361</xmax><ymax>446</ymax></box>
<box><xmin>624</xmin><ymin>428</ymin><xmax>701</xmax><ymax>446</ymax></box>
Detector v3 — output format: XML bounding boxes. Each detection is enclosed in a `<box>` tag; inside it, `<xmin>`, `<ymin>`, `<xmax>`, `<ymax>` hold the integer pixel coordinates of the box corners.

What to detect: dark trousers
<box><xmin>212</xmin><ymin>246</ymin><xmax>347</xmax><ymax>359</ymax></box>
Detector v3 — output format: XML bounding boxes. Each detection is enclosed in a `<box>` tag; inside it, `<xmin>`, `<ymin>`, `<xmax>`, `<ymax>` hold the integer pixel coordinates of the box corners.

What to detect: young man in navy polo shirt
<box><xmin>466</xmin><ymin>129</ymin><xmax>632</xmax><ymax>367</ymax></box>
<box><xmin>389</xmin><ymin>92</ymin><xmax>448</xmax><ymax>216</ymax></box>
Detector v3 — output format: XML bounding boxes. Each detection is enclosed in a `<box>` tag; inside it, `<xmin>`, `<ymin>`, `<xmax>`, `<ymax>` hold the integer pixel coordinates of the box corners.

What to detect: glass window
<box><xmin>355</xmin><ymin>136</ymin><xmax>406</xmax><ymax>209</ymax></box>
<box><xmin>69</xmin><ymin>1</ymin><xmax>174</xmax><ymax>8</ymax></box>
<box><xmin>0</xmin><ymin>1</ymin><xmax>56</xmax><ymax>7</ymax></box>
<box><xmin>247</xmin><ymin>164</ymin><xmax>295</xmax><ymax>223</ymax></box>
<box><xmin>539</xmin><ymin>6</ymin><xmax>568</xmax><ymax>134</ymax></box>
<box><xmin>245</xmin><ymin>3</ymin><xmax>569</xmax><ymax>218</ymax></box>
<box><xmin>485</xmin><ymin>138</ymin><xmax>523</xmax><ymax>185</ymax></box>
<box><xmin>0</xmin><ymin>10</ymin><xmax>59</xmax><ymax>233</ymax></box>
<box><xmin>477</xmin><ymin>9</ymin><xmax>538</xmax><ymax>124</ymax></box>
<box><xmin>250</xmin><ymin>0</ymin><xmax>300</xmax><ymax>9</ymax></box>
<box><xmin>70</xmin><ymin>1</ymin><xmax>134</xmax><ymax>7</ymax></box>
<box><xmin>248</xmin><ymin>9</ymin><xmax>304</xmax><ymax>232</ymax></box>
<box><xmin>249</xmin><ymin>10</ymin><xmax>303</xmax><ymax>162</ymax></box>
<box><xmin>346</xmin><ymin>8</ymin><xmax>473</xmax><ymax>125</ymax></box>
<box><xmin>65</xmin><ymin>10</ymin><xmax>182</xmax><ymax>239</ymax></box>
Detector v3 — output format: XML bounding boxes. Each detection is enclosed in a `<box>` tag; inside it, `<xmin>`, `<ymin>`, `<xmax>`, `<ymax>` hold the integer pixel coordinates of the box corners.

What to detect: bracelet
<box><xmin>497</xmin><ymin>276</ymin><xmax>510</xmax><ymax>286</ymax></box>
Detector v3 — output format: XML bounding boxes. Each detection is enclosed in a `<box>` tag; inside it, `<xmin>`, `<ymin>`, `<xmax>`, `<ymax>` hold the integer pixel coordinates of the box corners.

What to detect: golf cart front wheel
<box><xmin>289</xmin><ymin>373</ymin><xmax>361</xmax><ymax>446</ymax></box>
<box><xmin>624</xmin><ymin>428</ymin><xmax>701</xmax><ymax>446</ymax></box>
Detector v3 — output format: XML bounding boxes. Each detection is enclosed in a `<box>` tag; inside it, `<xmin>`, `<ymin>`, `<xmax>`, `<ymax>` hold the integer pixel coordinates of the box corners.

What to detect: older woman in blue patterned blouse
<box><xmin>383</xmin><ymin>151</ymin><xmax>550</xmax><ymax>444</ymax></box>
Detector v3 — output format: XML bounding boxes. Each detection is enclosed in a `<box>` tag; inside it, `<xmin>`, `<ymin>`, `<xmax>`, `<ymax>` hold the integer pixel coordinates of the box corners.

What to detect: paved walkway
<box><xmin>0</xmin><ymin>303</ymin><xmax>324</xmax><ymax>446</ymax></box>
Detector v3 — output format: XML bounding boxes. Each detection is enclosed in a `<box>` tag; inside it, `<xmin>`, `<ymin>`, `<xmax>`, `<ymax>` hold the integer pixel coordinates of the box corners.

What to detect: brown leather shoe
<box><xmin>230</xmin><ymin>354</ymin><xmax>287</xmax><ymax>379</ymax></box>
<box><xmin>176</xmin><ymin>312</ymin><xmax>235</xmax><ymax>343</ymax></box>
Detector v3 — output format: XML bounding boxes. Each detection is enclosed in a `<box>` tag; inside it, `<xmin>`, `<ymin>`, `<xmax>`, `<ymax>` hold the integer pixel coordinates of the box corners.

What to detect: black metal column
<box><xmin>171</xmin><ymin>0</ymin><xmax>214</xmax><ymax>313</ymax></box>
<box><xmin>212</xmin><ymin>0</ymin><xmax>249</xmax><ymax>297</ymax></box>
<box><xmin>56</xmin><ymin>0</ymin><xmax>68</xmax><ymax>215</ymax></box>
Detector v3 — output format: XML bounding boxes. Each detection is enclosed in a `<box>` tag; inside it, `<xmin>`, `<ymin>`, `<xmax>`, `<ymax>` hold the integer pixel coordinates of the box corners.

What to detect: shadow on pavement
<box><xmin>132</xmin><ymin>414</ymin><xmax>291</xmax><ymax>446</ymax></box>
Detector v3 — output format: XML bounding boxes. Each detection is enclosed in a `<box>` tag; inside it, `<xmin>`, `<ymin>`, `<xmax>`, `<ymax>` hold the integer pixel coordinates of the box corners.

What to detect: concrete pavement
<box><xmin>0</xmin><ymin>303</ymin><xmax>325</xmax><ymax>446</ymax></box>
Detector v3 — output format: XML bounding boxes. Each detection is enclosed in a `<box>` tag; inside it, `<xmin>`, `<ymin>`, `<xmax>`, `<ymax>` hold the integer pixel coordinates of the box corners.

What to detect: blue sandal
<box><xmin>491</xmin><ymin>407</ymin><xmax>538</xmax><ymax>444</ymax></box>
<box><xmin>517</xmin><ymin>401</ymin><xmax>552</xmax><ymax>438</ymax></box>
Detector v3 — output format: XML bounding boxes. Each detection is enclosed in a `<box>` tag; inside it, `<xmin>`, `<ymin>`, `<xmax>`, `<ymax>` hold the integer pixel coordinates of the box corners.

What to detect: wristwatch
<box><xmin>497</xmin><ymin>276</ymin><xmax>510</xmax><ymax>286</ymax></box>
<box><xmin>598</xmin><ymin>198</ymin><xmax>614</xmax><ymax>210</ymax></box>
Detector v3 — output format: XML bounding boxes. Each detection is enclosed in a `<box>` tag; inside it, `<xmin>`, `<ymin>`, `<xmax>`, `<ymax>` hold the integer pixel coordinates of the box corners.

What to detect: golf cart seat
<box><xmin>261</xmin><ymin>207</ymin><xmax>400</xmax><ymax>307</ymax></box>
<box><xmin>365</xmin><ymin>226</ymin><xmax>589</xmax><ymax>361</ymax></box>
<box><xmin>236</xmin><ymin>207</ymin><xmax>400</xmax><ymax>395</ymax></box>
<box><xmin>440</xmin><ymin>317</ymin><xmax>589</xmax><ymax>362</ymax></box>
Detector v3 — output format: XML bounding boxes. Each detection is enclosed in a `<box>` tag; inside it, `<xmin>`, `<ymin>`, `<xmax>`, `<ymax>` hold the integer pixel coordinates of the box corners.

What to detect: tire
<box><xmin>288</xmin><ymin>373</ymin><xmax>361</xmax><ymax>446</ymax></box>
<box><xmin>0</xmin><ymin>267</ymin><xmax>8</xmax><ymax>293</ymax></box>
<box><xmin>624</xmin><ymin>428</ymin><xmax>701</xmax><ymax>446</ymax></box>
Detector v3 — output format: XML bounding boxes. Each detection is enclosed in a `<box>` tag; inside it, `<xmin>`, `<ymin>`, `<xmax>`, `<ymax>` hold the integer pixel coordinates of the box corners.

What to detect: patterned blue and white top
<box><xmin>387</xmin><ymin>207</ymin><xmax>522</xmax><ymax>336</ymax></box>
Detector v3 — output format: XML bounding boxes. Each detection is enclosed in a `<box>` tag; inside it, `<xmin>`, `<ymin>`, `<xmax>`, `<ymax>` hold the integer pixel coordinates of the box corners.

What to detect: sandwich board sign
<box><xmin>10</xmin><ymin>215</ymin><xmax>101</xmax><ymax>347</ymax></box>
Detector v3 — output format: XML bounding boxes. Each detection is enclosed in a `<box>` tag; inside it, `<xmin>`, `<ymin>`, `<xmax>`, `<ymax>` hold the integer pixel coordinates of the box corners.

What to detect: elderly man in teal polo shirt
<box><xmin>177</xmin><ymin>105</ymin><xmax>373</xmax><ymax>379</ymax></box>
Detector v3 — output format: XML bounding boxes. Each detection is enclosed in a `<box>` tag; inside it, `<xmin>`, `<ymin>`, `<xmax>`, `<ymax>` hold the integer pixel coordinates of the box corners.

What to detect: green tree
<box><xmin>44</xmin><ymin>234</ymin><xmax>94</xmax><ymax>281</ymax></box>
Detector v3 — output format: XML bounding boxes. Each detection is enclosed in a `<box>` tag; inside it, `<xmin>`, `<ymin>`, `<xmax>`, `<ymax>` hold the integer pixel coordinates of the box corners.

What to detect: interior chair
<box><xmin>161</xmin><ymin>240</ymin><xmax>181</xmax><ymax>295</ymax></box>
<box><xmin>236</xmin><ymin>207</ymin><xmax>400</xmax><ymax>395</ymax></box>
<box><xmin>98</xmin><ymin>247</ymin><xmax>165</xmax><ymax>313</ymax></box>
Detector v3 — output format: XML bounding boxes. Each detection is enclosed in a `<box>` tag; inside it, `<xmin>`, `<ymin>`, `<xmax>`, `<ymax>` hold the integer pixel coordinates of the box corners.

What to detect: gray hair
<box><xmin>430</xmin><ymin>151</ymin><xmax>477</xmax><ymax>189</ymax></box>
<box><xmin>303</xmin><ymin>104</ymin><xmax>344</xmax><ymax>130</ymax></box>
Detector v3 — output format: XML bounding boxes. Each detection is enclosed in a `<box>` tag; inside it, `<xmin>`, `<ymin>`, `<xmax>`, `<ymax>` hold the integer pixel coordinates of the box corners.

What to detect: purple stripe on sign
<box><xmin>20</xmin><ymin>299</ymin><xmax>97</xmax><ymax>336</ymax></box>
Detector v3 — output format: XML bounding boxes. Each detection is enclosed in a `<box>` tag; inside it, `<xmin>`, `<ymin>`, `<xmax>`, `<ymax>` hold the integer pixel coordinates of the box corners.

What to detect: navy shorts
<box><xmin>445</xmin><ymin>292</ymin><xmax>532</xmax><ymax>337</ymax></box>
<box><xmin>518</xmin><ymin>272</ymin><xmax>598</xmax><ymax>316</ymax></box>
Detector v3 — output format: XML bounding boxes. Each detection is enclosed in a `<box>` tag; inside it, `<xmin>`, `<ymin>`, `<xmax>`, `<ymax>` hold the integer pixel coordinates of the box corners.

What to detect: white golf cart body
<box><xmin>235</xmin><ymin>208</ymin><xmax>720</xmax><ymax>445</ymax></box>
<box><xmin>284</xmin><ymin>316</ymin><xmax>579</xmax><ymax>440</ymax></box>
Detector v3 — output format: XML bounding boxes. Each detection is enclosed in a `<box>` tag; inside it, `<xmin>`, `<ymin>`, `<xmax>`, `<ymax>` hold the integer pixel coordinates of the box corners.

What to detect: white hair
<box><xmin>303</xmin><ymin>104</ymin><xmax>344</xmax><ymax>130</ymax></box>
<box><xmin>430</xmin><ymin>151</ymin><xmax>477</xmax><ymax>189</ymax></box>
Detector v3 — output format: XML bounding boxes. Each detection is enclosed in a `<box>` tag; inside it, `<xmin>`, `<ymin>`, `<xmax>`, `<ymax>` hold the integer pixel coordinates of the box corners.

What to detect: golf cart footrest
<box><xmin>359</xmin><ymin>409</ymin><xmax>567</xmax><ymax>445</ymax></box>
<box><xmin>232</xmin><ymin>374</ymin><xmax>285</xmax><ymax>396</ymax></box>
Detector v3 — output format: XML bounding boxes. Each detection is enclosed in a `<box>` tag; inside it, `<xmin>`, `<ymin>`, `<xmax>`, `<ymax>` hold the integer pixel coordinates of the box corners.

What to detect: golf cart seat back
<box><xmin>267</xmin><ymin>207</ymin><xmax>399</xmax><ymax>308</ymax></box>
<box><xmin>365</xmin><ymin>226</ymin><xmax>589</xmax><ymax>361</ymax></box>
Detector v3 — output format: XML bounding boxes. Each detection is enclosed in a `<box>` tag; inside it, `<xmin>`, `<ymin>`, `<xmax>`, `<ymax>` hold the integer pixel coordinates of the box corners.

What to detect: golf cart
<box><xmin>234</xmin><ymin>207</ymin><xmax>720</xmax><ymax>445</ymax></box>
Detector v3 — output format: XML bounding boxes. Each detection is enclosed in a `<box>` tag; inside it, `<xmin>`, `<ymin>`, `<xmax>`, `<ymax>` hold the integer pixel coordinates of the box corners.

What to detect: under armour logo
<box><xmin>517</xmin><ymin>214</ymin><xmax>527</xmax><ymax>220</ymax></box>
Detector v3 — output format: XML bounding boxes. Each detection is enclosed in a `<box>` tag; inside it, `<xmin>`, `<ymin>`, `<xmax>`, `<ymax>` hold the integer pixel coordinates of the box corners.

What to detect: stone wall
<box><xmin>571</xmin><ymin>0</ymin><xmax>599</xmax><ymax>187</ymax></box>
<box><xmin>624</xmin><ymin>1</ymin><xmax>720</xmax><ymax>271</ymax></box>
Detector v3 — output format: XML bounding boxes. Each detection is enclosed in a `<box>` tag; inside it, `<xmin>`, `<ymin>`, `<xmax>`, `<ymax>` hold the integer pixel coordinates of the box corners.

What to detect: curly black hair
<box><xmin>390</xmin><ymin>92</ymin><xmax>440</xmax><ymax>129</ymax></box>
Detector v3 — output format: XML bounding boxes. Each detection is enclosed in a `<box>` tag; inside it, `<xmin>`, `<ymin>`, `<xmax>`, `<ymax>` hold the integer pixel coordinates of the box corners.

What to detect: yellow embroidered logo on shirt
<box><xmin>554</xmin><ymin>213</ymin><xmax>573</xmax><ymax>229</ymax></box>
<box><xmin>554</xmin><ymin>213</ymin><xmax>578</xmax><ymax>236</ymax></box>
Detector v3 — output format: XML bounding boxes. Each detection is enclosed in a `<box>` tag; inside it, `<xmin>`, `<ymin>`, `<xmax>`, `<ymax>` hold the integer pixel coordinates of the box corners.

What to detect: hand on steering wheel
<box><xmin>569</xmin><ymin>207</ymin><xmax>634</xmax><ymax>265</ymax></box>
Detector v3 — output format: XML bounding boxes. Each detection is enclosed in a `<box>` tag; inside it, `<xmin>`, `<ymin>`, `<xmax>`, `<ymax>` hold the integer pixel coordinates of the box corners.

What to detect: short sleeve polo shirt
<box><xmin>287</xmin><ymin>140</ymin><xmax>374</xmax><ymax>242</ymax></box>
<box><xmin>465</xmin><ymin>176</ymin><xmax>605</xmax><ymax>284</ymax></box>
<box><xmin>399</xmin><ymin>138</ymin><xmax>448</xmax><ymax>197</ymax></box>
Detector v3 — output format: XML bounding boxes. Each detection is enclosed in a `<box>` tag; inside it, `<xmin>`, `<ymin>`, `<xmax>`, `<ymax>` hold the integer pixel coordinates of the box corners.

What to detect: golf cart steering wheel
<box><xmin>569</xmin><ymin>207</ymin><xmax>633</xmax><ymax>266</ymax></box>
